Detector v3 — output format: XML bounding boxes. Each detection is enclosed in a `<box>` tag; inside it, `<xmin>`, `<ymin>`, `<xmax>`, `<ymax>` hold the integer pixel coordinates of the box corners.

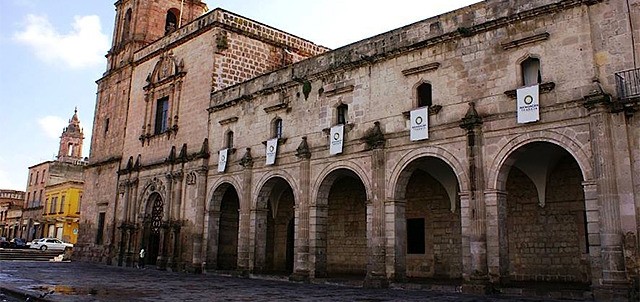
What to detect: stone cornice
<box><xmin>209</xmin><ymin>0</ymin><xmax>601</xmax><ymax>112</ymax></box>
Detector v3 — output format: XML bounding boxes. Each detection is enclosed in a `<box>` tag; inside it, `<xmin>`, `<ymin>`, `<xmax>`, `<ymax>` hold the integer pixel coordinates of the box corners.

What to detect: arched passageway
<box><xmin>314</xmin><ymin>169</ymin><xmax>367</xmax><ymax>277</ymax></box>
<box><xmin>255</xmin><ymin>177</ymin><xmax>295</xmax><ymax>274</ymax></box>
<box><xmin>206</xmin><ymin>183</ymin><xmax>240</xmax><ymax>271</ymax></box>
<box><xmin>395</xmin><ymin>157</ymin><xmax>462</xmax><ymax>279</ymax></box>
<box><xmin>501</xmin><ymin>142</ymin><xmax>589</xmax><ymax>283</ymax></box>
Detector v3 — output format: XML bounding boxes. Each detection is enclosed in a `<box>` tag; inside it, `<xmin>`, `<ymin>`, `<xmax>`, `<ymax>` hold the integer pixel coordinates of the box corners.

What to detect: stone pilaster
<box><xmin>237</xmin><ymin>148</ymin><xmax>253</xmax><ymax>275</ymax></box>
<box><xmin>584</xmin><ymin>95</ymin><xmax>629</xmax><ymax>299</ymax></box>
<box><xmin>309</xmin><ymin>204</ymin><xmax>328</xmax><ymax>278</ymax></box>
<box><xmin>364</xmin><ymin>147</ymin><xmax>388</xmax><ymax>288</ymax></box>
<box><xmin>191</xmin><ymin>167</ymin><xmax>207</xmax><ymax>273</ymax></box>
<box><xmin>384</xmin><ymin>199</ymin><xmax>406</xmax><ymax>282</ymax></box>
<box><xmin>291</xmin><ymin>136</ymin><xmax>312</xmax><ymax>282</ymax></box>
<box><xmin>205</xmin><ymin>209</ymin><xmax>221</xmax><ymax>270</ymax></box>
<box><xmin>484</xmin><ymin>189</ymin><xmax>507</xmax><ymax>283</ymax></box>
<box><xmin>459</xmin><ymin>102</ymin><xmax>489</xmax><ymax>292</ymax></box>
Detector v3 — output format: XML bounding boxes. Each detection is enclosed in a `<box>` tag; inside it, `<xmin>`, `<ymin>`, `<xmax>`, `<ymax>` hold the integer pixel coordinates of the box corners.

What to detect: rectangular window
<box><xmin>154</xmin><ymin>97</ymin><xmax>169</xmax><ymax>135</ymax></box>
<box><xmin>59</xmin><ymin>196</ymin><xmax>66</xmax><ymax>213</ymax></box>
<box><xmin>96</xmin><ymin>212</ymin><xmax>106</xmax><ymax>244</ymax></box>
<box><xmin>407</xmin><ymin>218</ymin><xmax>426</xmax><ymax>254</ymax></box>
<box><xmin>41</xmin><ymin>169</ymin><xmax>46</xmax><ymax>183</ymax></box>
<box><xmin>38</xmin><ymin>190</ymin><xmax>43</xmax><ymax>207</ymax></box>
<box><xmin>50</xmin><ymin>197</ymin><xmax>58</xmax><ymax>214</ymax></box>
<box><xmin>337</xmin><ymin>104</ymin><xmax>348</xmax><ymax>125</ymax></box>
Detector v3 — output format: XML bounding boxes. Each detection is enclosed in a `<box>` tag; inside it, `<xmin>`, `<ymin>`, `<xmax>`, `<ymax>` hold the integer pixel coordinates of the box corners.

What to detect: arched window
<box><xmin>226</xmin><ymin>131</ymin><xmax>234</xmax><ymax>149</ymax></box>
<box><xmin>337</xmin><ymin>104</ymin><xmax>348</xmax><ymax>125</ymax></box>
<box><xmin>121</xmin><ymin>9</ymin><xmax>132</xmax><ymax>42</ymax></box>
<box><xmin>165</xmin><ymin>10</ymin><xmax>178</xmax><ymax>35</ymax></box>
<box><xmin>273</xmin><ymin>118</ymin><xmax>283</xmax><ymax>138</ymax></box>
<box><xmin>521</xmin><ymin>57</ymin><xmax>541</xmax><ymax>86</ymax></box>
<box><xmin>417</xmin><ymin>83</ymin><xmax>432</xmax><ymax>108</ymax></box>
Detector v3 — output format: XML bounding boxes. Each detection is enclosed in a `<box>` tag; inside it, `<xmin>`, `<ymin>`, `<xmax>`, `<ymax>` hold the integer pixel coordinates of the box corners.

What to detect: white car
<box><xmin>29</xmin><ymin>238</ymin><xmax>73</xmax><ymax>251</ymax></box>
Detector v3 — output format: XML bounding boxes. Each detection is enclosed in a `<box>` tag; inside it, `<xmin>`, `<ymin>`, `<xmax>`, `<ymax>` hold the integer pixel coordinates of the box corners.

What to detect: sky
<box><xmin>0</xmin><ymin>0</ymin><xmax>480</xmax><ymax>191</ymax></box>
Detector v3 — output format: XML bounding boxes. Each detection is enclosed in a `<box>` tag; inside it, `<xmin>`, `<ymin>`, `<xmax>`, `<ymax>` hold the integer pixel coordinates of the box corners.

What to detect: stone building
<box><xmin>77</xmin><ymin>0</ymin><xmax>640</xmax><ymax>300</ymax></box>
<box><xmin>0</xmin><ymin>190</ymin><xmax>25</xmax><ymax>239</ymax></box>
<box><xmin>21</xmin><ymin>109</ymin><xmax>86</xmax><ymax>241</ymax></box>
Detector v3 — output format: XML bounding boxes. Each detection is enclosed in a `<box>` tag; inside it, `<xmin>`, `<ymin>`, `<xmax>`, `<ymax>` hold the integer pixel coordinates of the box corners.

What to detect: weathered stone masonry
<box><xmin>78</xmin><ymin>0</ymin><xmax>640</xmax><ymax>300</ymax></box>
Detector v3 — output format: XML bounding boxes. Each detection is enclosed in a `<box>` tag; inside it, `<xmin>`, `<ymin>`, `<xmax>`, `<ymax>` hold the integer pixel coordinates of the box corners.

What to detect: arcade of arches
<box><xmin>119</xmin><ymin>140</ymin><xmax>600</xmax><ymax>290</ymax></box>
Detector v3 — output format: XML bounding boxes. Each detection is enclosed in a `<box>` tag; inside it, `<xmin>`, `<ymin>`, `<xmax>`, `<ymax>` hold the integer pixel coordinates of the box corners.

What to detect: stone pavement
<box><xmin>0</xmin><ymin>261</ymin><xmax>580</xmax><ymax>302</ymax></box>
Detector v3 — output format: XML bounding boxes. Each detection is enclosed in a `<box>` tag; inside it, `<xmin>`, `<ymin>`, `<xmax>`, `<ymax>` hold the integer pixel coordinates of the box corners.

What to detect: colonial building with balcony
<box><xmin>77</xmin><ymin>0</ymin><xmax>640</xmax><ymax>300</ymax></box>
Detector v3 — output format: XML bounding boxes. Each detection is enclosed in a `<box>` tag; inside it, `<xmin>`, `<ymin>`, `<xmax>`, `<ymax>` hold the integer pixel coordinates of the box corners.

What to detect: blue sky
<box><xmin>0</xmin><ymin>0</ymin><xmax>479</xmax><ymax>191</ymax></box>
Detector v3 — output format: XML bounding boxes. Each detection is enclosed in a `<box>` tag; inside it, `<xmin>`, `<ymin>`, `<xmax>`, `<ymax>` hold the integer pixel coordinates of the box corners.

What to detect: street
<box><xmin>0</xmin><ymin>260</ymin><xmax>583</xmax><ymax>302</ymax></box>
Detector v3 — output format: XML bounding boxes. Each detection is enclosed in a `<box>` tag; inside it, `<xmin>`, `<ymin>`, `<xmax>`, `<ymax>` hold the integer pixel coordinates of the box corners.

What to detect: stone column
<box><xmin>250</xmin><ymin>208</ymin><xmax>268</xmax><ymax>272</ymax></box>
<box><xmin>583</xmin><ymin>181</ymin><xmax>603</xmax><ymax>286</ymax></box>
<box><xmin>309</xmin><ymin>204</ymin><xmax>328</xmax><ymax>278</ymax></box>
<box><xmin>364</xmin><ymin>147</ymin><xmax>388</xmax><ymax>288</ymax></box>
<box><xmin>205</xmin><ymin>209</ymin><xmax>221</xmax><ymax>270</ymax></box>
<box><xmin>237</xmin><ymin>148</ymin><xmax>253</xmax><ymax>275</ymax></box>
<box><xmin>291</xmin><ymin>137</ymin><xmax>312</xmax><ymax>281</ymax></box>
<box><xmin>459</xmin><ymin>102</ymin><xmax>489</xmax><ymax>292</ymax></box>
<box><xmin>167</xmin><ymin>171</ymin><xmax>183</xmax><ymax>270</ymax></box>
<box><xmin>584</xmin><ymin>95</ymin><xmax>628</xmax><ymax>297</ymax></box>
<box><xmin>191</xmin><ymin>168</ymin><xmax>207</xmax><ymax>273</ymax></box>
<box><xmin>484</xmin><ymin>189</ymin><xmax>507</xmax><ymax>283</ymax></box>
<box><xmin>384</xmin><ymin>199</ymin><xmax>406</xmax><ymax>282</ymax></box>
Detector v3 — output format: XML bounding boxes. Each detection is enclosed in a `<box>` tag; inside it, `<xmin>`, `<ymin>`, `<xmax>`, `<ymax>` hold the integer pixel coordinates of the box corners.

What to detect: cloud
<box><xmin>13</xmin><ymin>14</ymin><xmax>109</xmax><ymax>69</ymax></box>
<box><xmin>38</xmin><ymin>116</ymin><xmax>66</xmax><ymax>139</ymax></box>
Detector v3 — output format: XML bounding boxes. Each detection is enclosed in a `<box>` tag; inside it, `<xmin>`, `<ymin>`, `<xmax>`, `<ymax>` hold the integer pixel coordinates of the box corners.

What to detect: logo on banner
<box><xmin>517</xmin><ymin>85</ymin><xmax>540</xmax><ymax>124</ymax></box>
<box><xmin>410</xmin><ymin>107</ymin><xmax>429</xmax><ymax>141</ymax></box>
<box><xmin>218</xmin><ymin>149</ymin><xmax>228</xmax><ymax>172</ymax></box>
<box><xmin>265</xmin><ymin>138</ymin><xmax>278</xmax><ymax>165</ymax></box>
<box><xmin>329</xmin><ymin>124</ymin><xmax>344</xmax><ymax>155</ymax></box>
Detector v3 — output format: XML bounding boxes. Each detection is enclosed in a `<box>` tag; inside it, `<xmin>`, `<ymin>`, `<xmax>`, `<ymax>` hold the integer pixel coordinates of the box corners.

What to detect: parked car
<box><xmin>9</xmin><ymin>238</ymin><xmax>27</xmax><ymax>249</ymax></box>
<box><xmin>0</xmin><ymin>237</ymin><xmax>8</xmax><ymax>248</ymax></box>
<box><xmin>29</xmin><ymin>238</ymin><xmax>73</xmax><ymax>251</ymax></box>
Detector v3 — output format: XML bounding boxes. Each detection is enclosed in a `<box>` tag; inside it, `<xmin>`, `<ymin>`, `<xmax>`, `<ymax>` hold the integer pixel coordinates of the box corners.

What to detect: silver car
<box><xmin>29</xmin><ymin>238</ymin><xmax>73</xmax><ymax>251</ymax></box>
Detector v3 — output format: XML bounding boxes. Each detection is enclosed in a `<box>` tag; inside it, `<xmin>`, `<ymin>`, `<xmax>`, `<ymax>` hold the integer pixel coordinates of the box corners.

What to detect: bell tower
<box><xmin>57</xmin><ymin>108</ymin><xmax>84</xmax><ymax>163</ymax></box>
<box><xmin>107</xmin><ymin>0</ymin><xmax>208</xmax><ymax>71</ymax></box>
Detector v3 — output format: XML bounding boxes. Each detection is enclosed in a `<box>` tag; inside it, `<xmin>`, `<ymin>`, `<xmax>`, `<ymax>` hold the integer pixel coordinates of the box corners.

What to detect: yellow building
<box><xmin>42</xmin><ymin>181</ymin><xmax>82</xmax><ymax>244</ymax></box>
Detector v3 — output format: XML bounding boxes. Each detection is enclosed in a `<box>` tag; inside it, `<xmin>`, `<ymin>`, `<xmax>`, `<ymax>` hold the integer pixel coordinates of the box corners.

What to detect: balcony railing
<box><xmin>615</xmin><ymin>67</ymin><xmax>640</xmax><ymax>103</ymax></box>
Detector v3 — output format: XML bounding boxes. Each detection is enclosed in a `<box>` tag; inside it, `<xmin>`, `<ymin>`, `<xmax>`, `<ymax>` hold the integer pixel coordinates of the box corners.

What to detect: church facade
<box><xmin>77</xmin><ymin>0</ymin><xmax>640</xmax><ymax>299</ymax></box>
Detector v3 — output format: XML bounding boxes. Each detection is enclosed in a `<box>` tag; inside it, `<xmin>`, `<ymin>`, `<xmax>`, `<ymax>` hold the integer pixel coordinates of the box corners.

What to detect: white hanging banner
<box><xmin>265</xmin><ymin>138</ymin><xmax>278</xmax><ymax>165</ymax></box>
<box><xmin>410</xmin><ymin>107</ymin><xmax>429</xmax><ymax>141</ymax></box>
<box><xmin>329</xmin><ymin>124</ymin><xmax>344</xmax><ymax>155</ymax></box>
<box><xmin>218</xmin><ymin>148</ymin><xmax>228</xmax><ymax>172</ymax></box>
<box><xmin>517</xmin><ymin>84</ymin><xmax>540</xmax><ymax>123</ymax></box>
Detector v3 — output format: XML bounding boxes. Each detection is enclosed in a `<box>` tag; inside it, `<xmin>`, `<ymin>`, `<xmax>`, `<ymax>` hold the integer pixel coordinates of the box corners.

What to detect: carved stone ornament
<box><xmin>239</xmin><ymin>148</ymin><xmax>253</xmax><ymax>168</ymax></box>
<box><xmin>186</xmin><ymin>171</ymin><xmax>197</xmax><ymax>185</ymax></box>
<box><xmin>295</xmin><ymin>136</ymin><xmax>311</xmax><ymax>159</ymax></box>
<box><xmin>362</xmin><ymin>121</ymin><xmax>385</xmax><ymax>150</ymax></box>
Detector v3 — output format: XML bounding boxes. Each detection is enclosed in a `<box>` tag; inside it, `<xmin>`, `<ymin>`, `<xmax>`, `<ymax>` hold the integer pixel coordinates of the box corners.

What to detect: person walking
<box><xmin>138</xmin><ymin>248</ymin><xmax>146</xmax><ymax>269</ymax></box>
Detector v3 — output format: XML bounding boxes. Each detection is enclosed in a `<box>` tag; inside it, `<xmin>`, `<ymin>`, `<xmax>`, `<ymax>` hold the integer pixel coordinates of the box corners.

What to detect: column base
<box><xmin>363</xmin><ymin>274</ymin><xmax>389</xmax><ymax>289</ymax></box>
<box><xmin>592</xmin><ymin>282</ymin><xmax>633</xmax><ymax>302</ymax></box>
<box><xmin>462</xmin><ymin>279</ymin><xmax>492</xmax><ymax>295</ymax></box>
<box><xmin>289</xmin><ymin>270</ymin><xmax>311</xmax><ymax>283</ymax></box>
<box><xmin>185</xmin><ymin>262</ymin><xmax>203</xmax><ymax>274</ymax></box>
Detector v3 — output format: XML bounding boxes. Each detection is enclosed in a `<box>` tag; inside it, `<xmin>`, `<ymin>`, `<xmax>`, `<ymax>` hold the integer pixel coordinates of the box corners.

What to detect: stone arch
<box><xmin>488</xmin><ymin>131</ymin><xmax>593</xmax><ymax>191</ymax></box>
<box><xmin>311</xmin><ymin>166</ymin><xmax>370</xmax><ymax>277</ymax></box>
<box><xmin>496</xmin><ymin>140</ymin><xmax>591</xmax><ymax>283</ymax></box>
<box><xmin>389</xmin><ymin>146</ymin><xmax>469</xmax><ymax>200</ymax></box>
<box><xmin>206</xmin><ymin>179</ymin><xmax>241</xmax><ymax>271</ymax></box>
<box><xmin>311</xmin><ymin>160</ymin><xmax>372</xmax><ymax>206</ymax></box>
<box><xmin>391</xmin><ymin>153</ymin><xmax>464</xmax><ymax>279</ymax></box>
<box><xmin>253</xmin><ymin>175</ymin><xmax>297</xmax><ymax>274</ymax></box>
<box><xmin>207</xmin><ymin>176</ymin><xmax>242</xmax><ymax>212</ymax></box>
<box><xmin>253</xmin><ymin>171</ymin><xmax>300</xmax><ymax>209</ymax></box>
<box><xmin>138</xmin><ymin>177</ymin><xmax>167</xmax><ymax>220</ymax></box>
